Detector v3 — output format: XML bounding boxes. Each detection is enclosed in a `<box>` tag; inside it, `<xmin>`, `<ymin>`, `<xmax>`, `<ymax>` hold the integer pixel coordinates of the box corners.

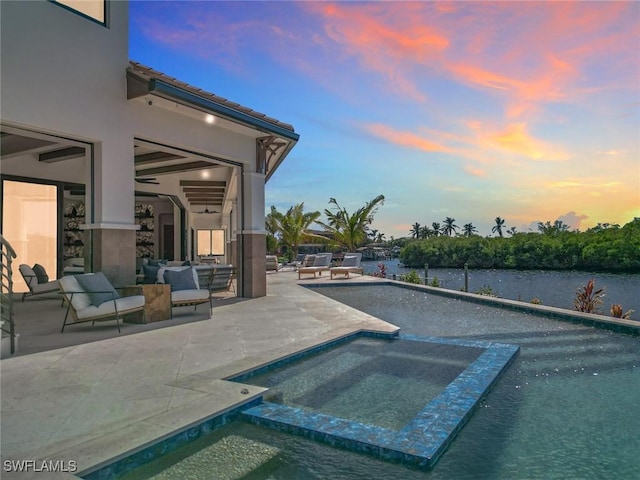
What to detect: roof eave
<box><xmin>150</xmin><ymin>78</ymin><xmax>299</xmax><ymax>143</ymax></box>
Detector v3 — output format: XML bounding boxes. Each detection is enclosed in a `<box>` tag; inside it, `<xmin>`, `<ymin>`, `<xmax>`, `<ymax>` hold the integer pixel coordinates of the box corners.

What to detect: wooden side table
<box><xmin>121</xmin><ymin>284</ymin><xmax>171</xmax><ymax>323</ymax></box>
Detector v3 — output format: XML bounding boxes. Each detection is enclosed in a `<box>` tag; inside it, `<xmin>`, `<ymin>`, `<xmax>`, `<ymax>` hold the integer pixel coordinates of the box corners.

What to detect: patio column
<box><xmin>239</xmin><ymin>169</ymin><xmax>266</xmax><ymax>297</ymax></box>
<box><xmin>84</xmin><ymin>138</ymin><xmax>137</xmax><ymax>287</ymax></box>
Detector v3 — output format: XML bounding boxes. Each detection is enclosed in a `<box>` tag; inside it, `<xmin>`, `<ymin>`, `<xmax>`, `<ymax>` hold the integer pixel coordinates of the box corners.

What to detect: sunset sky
<box><xmin>130</xmin><ymin>1</ymin><xmax>640</xmax><ymax>238</ymax></box>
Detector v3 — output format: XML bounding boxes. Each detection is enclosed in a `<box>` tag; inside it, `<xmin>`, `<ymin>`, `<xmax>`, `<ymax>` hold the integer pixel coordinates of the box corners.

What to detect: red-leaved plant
<box><xmin>372</xmin><ymin>263</ymin><xmax>386</xmax><ymax>278</ymax></box>
<box><xmin>573</xmin><ymin>279</ymin><xmax>604</xmax><ymax>314</ymax></box>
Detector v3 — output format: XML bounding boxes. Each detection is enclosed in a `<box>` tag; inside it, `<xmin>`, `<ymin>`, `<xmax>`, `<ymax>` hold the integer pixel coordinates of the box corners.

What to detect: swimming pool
<box><xmin>310</xmin><ymin>284</ymin><xmax>640</xmax><ymax>479</ymax></box>
<box><xmin>103</xmin><ymin>283</ymin><xmax>639</xmax><ymax>479</ymax></box>
<box><xmin>235</xmin><ymin>335</ymin><xmax>518</xmax><ymax>469</ymax></box>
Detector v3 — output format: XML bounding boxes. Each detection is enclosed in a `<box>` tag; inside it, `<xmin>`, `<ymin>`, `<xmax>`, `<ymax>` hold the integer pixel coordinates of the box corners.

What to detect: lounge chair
<box><xmin>266</xmin><ymin>255</ymin><xmax>279</xmax><ymax>273</ymax></box>
<box><xmin>330</xmin><ymin>253</ymin><xmax>363</xmax><ymax>279</ymax></box>
<box><xmin>59</xmin><ymin>273</ymin><xmax>145</xmax><ymax>332</ymax></box>
<box><xmin>298</xmin><ymin>253</ymin><xmax>333</xmax><ymax>279</ymax></box>
<box><xmin>157</xmin><ymin>266</ymin><xmax>211</xmax><ymax>316</ymax></box>
<box><xmin>293</xmin><ymin>253</ymin><xmax>306</xmax><ymax>271</ymax></box>
<box><xmin>18</xmin><ymin>264</ymin><xmax>60</xmax><ymax>302</ymax></box>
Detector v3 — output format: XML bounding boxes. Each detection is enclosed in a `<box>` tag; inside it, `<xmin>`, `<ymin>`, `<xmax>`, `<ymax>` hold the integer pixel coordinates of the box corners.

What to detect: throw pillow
<box><xmin>75</xmin><ymin>272</ymin><xmax>120</xmax><ymax>307</ymax></box>
<box><xmin>181</xmin><ymin>260</ymin><xmax>191</xmax><ymax>266</ymax></box>
<box><xmin>163</xmin><ymin>267</ymin><xmax>197</xmax><ymax>292</ymax></box>
<box><xmin>32</xmin><ymin>263</ymin><xmax>49</xmax><ymax>284</ymax></box>
<box><xmin>142</xmin><ymin>264</ymin><xmax>160</xmax><ymax>284</ymax></box>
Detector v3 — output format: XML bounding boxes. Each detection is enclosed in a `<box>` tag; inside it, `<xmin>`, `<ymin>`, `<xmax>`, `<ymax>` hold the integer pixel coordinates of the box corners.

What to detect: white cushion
<box><xmin>75</xmin><ymin>294</ymin><xmax>145</xmax><ymax>320</ymax></box>
<box><xmin>171</xmin><ymin>289</ymin><xmax>210</xmax><ymax>303</ymax></box>
<box><xmin>59</xmin><ymin>275</ymin><xmax>92</xmax><ymax>311</ymax></box>
<box><xmin>31</xmin><ymin>280</ymin><xmax>60</xmax><ymax>294</ymax></box>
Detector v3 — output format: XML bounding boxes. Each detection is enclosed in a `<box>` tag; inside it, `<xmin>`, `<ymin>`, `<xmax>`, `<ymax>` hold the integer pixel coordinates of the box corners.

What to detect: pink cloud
<box><xmin>306</xmin><ymin>1</ymin><xmax>638</xmax><ymax>120</ymax></box>
<box><xmin>365</xmin><ymin>123</ymin><xmax>450</xmax><ymax>153</ymax></box>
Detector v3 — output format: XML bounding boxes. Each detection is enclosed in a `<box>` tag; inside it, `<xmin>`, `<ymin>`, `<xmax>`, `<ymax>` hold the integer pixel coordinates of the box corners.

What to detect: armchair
<box><xmin>58</xmin><ymin>273</ymin><xmax>145</xmax><ymax>332</ymax></box>
<box><xmin>157</xmin><ymin>266</ymin><xmax>211</xmax><ymax>317</ymax></box>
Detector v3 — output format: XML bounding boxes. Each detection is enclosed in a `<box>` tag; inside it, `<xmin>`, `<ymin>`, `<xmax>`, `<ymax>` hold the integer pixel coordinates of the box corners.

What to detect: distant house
<box><xmin>0</xmin><ymin>0</ymin><xmax>298</xmax><ymax>297</ymax></box>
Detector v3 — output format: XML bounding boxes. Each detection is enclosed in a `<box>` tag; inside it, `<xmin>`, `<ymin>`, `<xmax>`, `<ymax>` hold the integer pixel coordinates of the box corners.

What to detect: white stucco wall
<box><xmin>1</xmin><ymin>0</ymin><xmax>133</xmax><ymax>225</ymax></box>
<box><xmin>1</xmin><ymin>1</ymin><xmax>275</xmax><ymax>286</ymax></box>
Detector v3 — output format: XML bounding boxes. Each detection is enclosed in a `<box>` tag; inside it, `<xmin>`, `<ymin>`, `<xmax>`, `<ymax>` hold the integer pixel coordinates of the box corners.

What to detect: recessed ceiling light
<box><xmin>205</xmin><ymin>114</ymin><xmax>215</xmax><ymax>124</ymax></box>
<box><xmin>201</xmin><ymin>170</ymin><xmax>210</xmax><ymax>179</ymax></box>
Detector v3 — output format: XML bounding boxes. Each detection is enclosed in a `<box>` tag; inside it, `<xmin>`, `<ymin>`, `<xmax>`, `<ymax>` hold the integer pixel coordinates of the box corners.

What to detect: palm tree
<box><xmin>462</xmin><ymin>223</ymin><xmax>477</xmax><ymax>236</ymax></box>
<box><xmin>492</xmin><ymin>217</ymin><xmax>505</xmax><ymax>237</ymax></box>
<box><xmin>375</xmin><ymin>232</ymin><xmax>386</xmax><ymax>243</ymax></box>
<box><xmin>316</xmin><ymin>195</ymin><xmax>385</xmax><ymax>251</ymax></box>
<box><xmin>441</xmin><ymin>217</ymin><xmax>458</xmax><ymax>236</ymax></box>
<box><xmin>419</xmin><ymin>226</ymin><xmax>431</xmax><ymax>239</ymax></box>
<box><xmin>507</xmin><ymin>226</ymin><xmax>517</xmax><ymax>236</ymax></box>
<box><xmin>431</xmin><ymin>222</ymin><xmax>441</xmax><ymax>237</ymax></box>
<box><xmin>267</xmin><ymin>203</ymin><xmax>321</xmax><ymax>257</ymax></box>
<box><xmin>410</xmin><ymin>222</ymin><xmax>421</xmax><ymax>239</ymax></box>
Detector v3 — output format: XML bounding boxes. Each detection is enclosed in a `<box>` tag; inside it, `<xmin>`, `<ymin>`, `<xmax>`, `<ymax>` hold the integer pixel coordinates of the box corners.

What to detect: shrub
<box><xmin>400</xmin><ymin>270</ymin><xmax>421</xmax><ymax>284</ymax></box>
<box><xmin>531</xmin><ymin>297</ymin><xmax>542</xmax><ymax>305</ymax></box>
<box><xmin>429</xmin><ymin>276</ymin><xmax>441</xmax><ymax>287</ymax></box>
<box><xmin>610</xmin><ymin>304</ymin><xmax>634</xmax><ymax>319</ymax></box>
<box><xmin>475</xmin><ymin>285</ymin><xmax>497</xmax><ymax>297</ymax></box>
<box><xmin>573</xmin><ymin>279</ymin><xmax>604</xmax><ymax>314</ymax></box>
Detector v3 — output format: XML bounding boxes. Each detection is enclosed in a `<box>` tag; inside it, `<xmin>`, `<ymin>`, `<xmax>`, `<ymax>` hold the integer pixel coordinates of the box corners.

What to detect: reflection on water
<box><xmin>313</xmin><ymin>285</ymin><xmax>640</xmax><ymax>479</ymax></box>
<box><xmin>363</xmin><ymin>260</ymin><xmax>640</xmax><ymax>317</ymax></box>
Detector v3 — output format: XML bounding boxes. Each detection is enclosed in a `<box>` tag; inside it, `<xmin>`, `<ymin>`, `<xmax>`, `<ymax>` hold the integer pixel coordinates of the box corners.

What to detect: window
<box><xmin>197</xmin><ymin>229</ymin><xmax>225</xmax><ymax>256</ymax></box>
<box><xmin>52</xmin><ymin>0</ymin><xmax>106</xmax><ymax>25</ymax></box>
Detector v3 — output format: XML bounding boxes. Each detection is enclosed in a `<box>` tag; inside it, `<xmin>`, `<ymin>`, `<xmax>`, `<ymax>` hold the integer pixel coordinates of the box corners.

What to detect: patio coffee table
<box><xmin>121</xmin><ymin>284</ymin><xmax>171</xmax><ymax>323</ymax></box>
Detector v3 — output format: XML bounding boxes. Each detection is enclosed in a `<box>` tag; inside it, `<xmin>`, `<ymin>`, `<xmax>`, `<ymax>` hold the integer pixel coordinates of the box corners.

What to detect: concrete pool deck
<box><xmin>1</xmin><ymin>272</ymin><xmax>397</xmax><ymax>479</ymax></box>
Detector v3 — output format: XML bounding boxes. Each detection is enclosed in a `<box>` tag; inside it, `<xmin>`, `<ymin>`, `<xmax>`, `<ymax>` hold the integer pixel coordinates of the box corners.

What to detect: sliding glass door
<box><xmin>1</xmin><ymin>180</ymin><xmax>58</xmax><ymax>292</ymax></box>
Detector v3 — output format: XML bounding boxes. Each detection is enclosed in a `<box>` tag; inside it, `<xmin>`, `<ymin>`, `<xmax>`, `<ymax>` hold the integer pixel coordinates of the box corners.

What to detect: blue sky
<box><xmin>129</xmin><ymin>1</ymin><xmax>640</xmax><ymax>239</ymax></box>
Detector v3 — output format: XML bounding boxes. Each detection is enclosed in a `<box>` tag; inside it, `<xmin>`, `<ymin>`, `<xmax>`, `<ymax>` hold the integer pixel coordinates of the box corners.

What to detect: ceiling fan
<box><xmin>135</xmin><ymin>177</ymin><xmax>159</xmax><ymax>185</ymax></box>
<box><xmin>195</xmin><ymin>202</ymin><xmax>220</xmax><ymax>214</ymax></box>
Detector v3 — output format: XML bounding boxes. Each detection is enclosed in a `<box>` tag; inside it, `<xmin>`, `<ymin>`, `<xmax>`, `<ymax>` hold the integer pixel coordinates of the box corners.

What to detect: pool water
<box><xmin>120</xmin><ymin>422</ymin><xmax>452</xmax><ymax>480</ymax></box>
<box><xmin>243</xmin><ymin>337</ymin><xmax>482</xmax><ymax>430</ymax></box>
<box><xmin>311</xmin><ymin>285</ymin><xmax>640</xmax><ymax>479</ymax></box>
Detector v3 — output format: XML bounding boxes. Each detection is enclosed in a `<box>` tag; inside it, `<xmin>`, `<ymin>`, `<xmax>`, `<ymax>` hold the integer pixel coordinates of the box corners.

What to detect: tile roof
<box><xmin>128</xmin><ymin>61</ymin><xmax>295</xmax><ymax>133</ymax></box>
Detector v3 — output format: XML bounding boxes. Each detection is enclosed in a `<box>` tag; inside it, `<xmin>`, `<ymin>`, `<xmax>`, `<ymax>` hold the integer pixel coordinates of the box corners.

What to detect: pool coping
<box><xmin>238</xmin><ymin>333</ymin><xmax>520</xmax><ymax>470</ymax></box>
